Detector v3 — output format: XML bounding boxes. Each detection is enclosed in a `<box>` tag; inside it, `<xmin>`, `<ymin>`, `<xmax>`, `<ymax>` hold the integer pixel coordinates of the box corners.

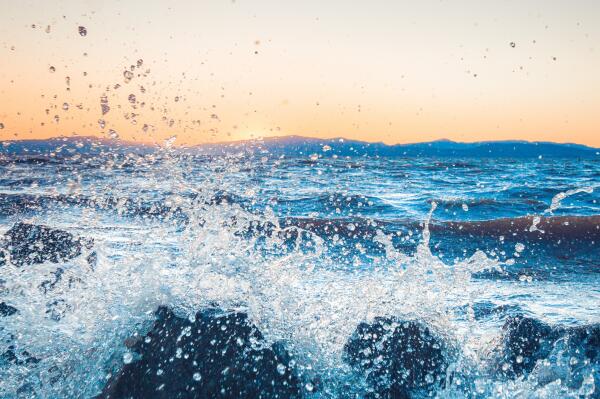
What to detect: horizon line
<box><xmin>2</xmin><ymin>134</ymin><xmax>600</xmax><ymax>150</ymax></box>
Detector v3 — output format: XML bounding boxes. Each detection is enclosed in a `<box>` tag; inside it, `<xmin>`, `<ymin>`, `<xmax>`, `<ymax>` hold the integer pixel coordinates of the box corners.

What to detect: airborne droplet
<box><xmin>0</xmin><ymin>122</ymin><xmax>4</xmax><ymax>129</ymax></box>
<box><xmin>108</xmin><ymin>129</ymin><xmax>119</xmax><ymax>139</ymax></box>
<box><xmin>62</xmin><ymin>103</ymin><xmax>69</xmax><ymax>111</ymax></box>
<box><xmin>510</xmin><ymin>42</ymin><xmax>516</xmax><ymax>48</ymax></box>
<box><xmin>78</xmin><ymin>26</ymin><xmax>87</xmax><ymax>36</ymax></box>
<box><xmin>276</xmin><ymin>364</ymin><xmax>286</xmax><ymax>375</ymax></box>
<box><xmin>128</xmin><ymin>94</ymin><xmax>136</xmax><ymax>103</ymax></box>
<box><xmin>123</xmin><ymin>70</ymin><xmax>134</xmax><ymax>83</ymax></box>
<box><xmin>164</xmin><ymin>135</ymin><xmax>177</xmax><ymax>148</ymax></box>
<box><xmin>49</xmin><ymin>66</ymin><xmax>56</xmax><ymax>73</ymax></box>
<box><xmin>122</xmin><ymin>352</ymin><xmax>133</xmax><ymax>364</ymax></box>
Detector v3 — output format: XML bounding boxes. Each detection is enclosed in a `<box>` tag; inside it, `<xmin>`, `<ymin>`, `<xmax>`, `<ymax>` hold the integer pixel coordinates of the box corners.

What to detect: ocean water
<box><xmin>0</xmin><ymin>149</ymin><xmax>599</xmax><ymax>398</ymax></box>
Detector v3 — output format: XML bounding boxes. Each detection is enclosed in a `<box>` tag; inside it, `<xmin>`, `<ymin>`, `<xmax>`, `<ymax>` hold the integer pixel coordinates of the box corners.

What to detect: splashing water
<box><xmin>0</xmin><ymin>151</ymin><xmax>599</xmax><ymax>398</ymax></box>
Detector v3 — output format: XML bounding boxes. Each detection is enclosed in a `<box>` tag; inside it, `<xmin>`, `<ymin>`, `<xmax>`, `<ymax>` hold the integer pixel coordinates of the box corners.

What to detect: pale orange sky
<box><xmin>0</xmin><ymin>0</ymin><xmax>599</xmax><ymax>146</ymax></box>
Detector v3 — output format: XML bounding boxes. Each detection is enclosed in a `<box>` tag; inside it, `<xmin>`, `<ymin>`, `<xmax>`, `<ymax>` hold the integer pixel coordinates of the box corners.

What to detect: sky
<box><xmin>0</xmin><ymin>0</ymin><xmax>599</xmax><ymax>146</ymax></box>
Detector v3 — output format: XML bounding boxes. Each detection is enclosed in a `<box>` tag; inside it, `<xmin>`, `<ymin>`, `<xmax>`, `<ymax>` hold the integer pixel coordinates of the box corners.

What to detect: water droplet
<box><xmin>462</xmin><ymin>203</ymin><xmax>469</xmax><ymax>212</ymax></box>
<box><xmin>108</xmin><ymin>129</ymin><xmax>119</xmax><ymax>139</ymax></box>
<box><xmin>305</xmin><ymin>382</ymin><xmax>314</xmax><ymax>392</ymax></box>
<box><xmin>510</xmin><ymin>42</ymin><xmax>516</xmax><ymax>48</ymax></box>
<box><xmin>276</xmin><ymin>363</ymin><xmax>286</xmax><ymax>375</ymax></box>
<box><xmin>78</xmin><ymin>26</ymin><xmax>87</xmax><ymax>36</ymax></box>
<box><xmin>516</xmin><ymin>355</ymin><xmax>524</xmax><ymax>364</ymax></box>
<box><xmin>62</xmin><ymin>103</ymin><xmax>69</xmax><ymax>111</ymax></box>
<box><xmin>49</xmin><ymin>66</ymin><xmax>56</xmax><ymax>73</ymax></box>
<box><xmin>569</xmin><ymin>356</ymin><xmax>578</xmax><ymax>365</ymax></box>
<box><xmin>164</xmin><ymin>136</ymin><xmax>176</xmax><ymax>148</ymax></box>
<box><xmin>0</xmin><ymin>123</ymin><xmax>4</xmax><ymax>129</ymax></box>
<box><xmin>122</xmin><ymin>352</ymin><xmax>133</xmax><ymax>364</ymax></box>
<box><xmin>174</xmin><ymin>96</ymin><xmax>180</xmax><ymax>102</ymax></box>
<box><xmin>128</xmin><ymin>94</ymin><xmax>136</xmax><ymax>103</ymax></box>
<box><xmin>98</xmin><ymin>119</ymin><xmax>106</xmax><ymax>129</ymax></box>
<box><xmin>45</xmin><ymin>25</ymin><xmax>51</xmax><ymax>34</ymax></box>
<box><xmin>123</xmin><ymin>70</ymin><xmax>134</xmax><ymax>82</ymax></box>
<box><xmin>137</xmin><ymin>59</ymin><xmax>143</xmax><ymax>67</ymax></box>
<box><xmin>193</xmin><ymin>372</ymin><xmax>202</xmax><ymax>381</ymax></box>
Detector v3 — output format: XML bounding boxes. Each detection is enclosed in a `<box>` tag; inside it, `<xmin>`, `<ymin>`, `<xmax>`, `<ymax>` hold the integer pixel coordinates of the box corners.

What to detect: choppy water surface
<box><xmin>0</xmin><ymin>149</ymin><xmax>599</xmax><ymax>398</ymax></box>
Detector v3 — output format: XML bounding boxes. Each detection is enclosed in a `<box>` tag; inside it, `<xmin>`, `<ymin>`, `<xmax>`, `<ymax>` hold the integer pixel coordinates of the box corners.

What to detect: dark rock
<box><xmin>344</xmin><ymin>317</ymin><xmax>449</xmax><ymax>398</ymax></box>
<box><xmin>567</xmin><ymin>324</ymin><xmax>600</xmax><ymax>363</ymax></box>
<box><xmin>0</xmin><ymin>346</ymin><xmax>40</xmax><ymax>366</ymax></box>
<box><xmin>498</xmin><ymin>316</ymin><xmax>600</xmax><ymax>395</ymax></box>
<box><xmin>99</xmin><ymin>306</ymin><xmax>302</xmax><ymax>399</ymax></box>
<box><xmin>0</xmin><ymin>222</ymin><xmax>93</xmax><ymax>266</ymax></box>
<box><xmin>0</xmin><ymin>302</ymin><xmax>18</xmax><ymax>317</ymax></box>
<box><xmin>498</xmin><ymin>316</ymin><xmax>555</xmax><ymax>377</ymax></box>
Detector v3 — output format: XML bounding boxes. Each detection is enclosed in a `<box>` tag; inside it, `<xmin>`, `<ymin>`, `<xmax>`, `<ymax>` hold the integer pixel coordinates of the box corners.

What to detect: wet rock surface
<box><xmin>0</xmin><ymin>222</ymin><xmax>93</xmax><ymax>267</ymax></box>
<box><xmin>0</xmin><ymin>301</ymin><xmax>18</xmax><ymax>317</ymax></box>
<box><xmin>344</xmin><ymin>317</ymin><xmax>449</xmax><ymax>399</ymax></box>
<box><xmin>498</xmin><ymin>315</ymin><xmax>555</xmax><ymax>377</ymax></box>
<box><xmin>99</xmin><ymin>306</ymin><xmax>302</xmax><ymax>399</ymax></box>
<box><xmin>498</xmin><ymin>315</ymin><xmax>600</xmax><ymax>394</ymax></box>
<box><xmin>0</xmin><ymin>222</ymin><xmax>94</xmax><ymax>319</ymax></box>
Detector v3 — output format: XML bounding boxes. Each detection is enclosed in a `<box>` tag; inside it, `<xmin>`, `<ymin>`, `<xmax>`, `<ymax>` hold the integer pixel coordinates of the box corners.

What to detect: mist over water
<box><xmin>0</xmin><ymin>148</ymin><xmax>599</xmax><ymax>398</ymax></box>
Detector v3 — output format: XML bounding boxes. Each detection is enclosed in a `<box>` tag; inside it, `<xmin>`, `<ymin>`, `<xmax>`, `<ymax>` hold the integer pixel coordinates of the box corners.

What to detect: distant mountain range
<box><xmin>1</xmin><ymin>135</ymin><xmax>599</xmax><ymax>158</ymax></box>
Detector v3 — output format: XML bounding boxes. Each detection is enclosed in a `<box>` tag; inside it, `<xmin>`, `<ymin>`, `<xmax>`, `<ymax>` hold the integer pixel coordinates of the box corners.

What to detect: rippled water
<box><xmin>0</xmin><ymin>149</ymin><xmax>599</xmax><ymax>398</ymax></box>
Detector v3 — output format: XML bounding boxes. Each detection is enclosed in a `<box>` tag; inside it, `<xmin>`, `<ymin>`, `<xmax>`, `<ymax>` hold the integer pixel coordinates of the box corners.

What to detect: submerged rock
<box><xmin>99</xmin><ymin>306</ymin><xmax>302</xmax><ymax>399</ymax></box>
<box><xmin>0</xmin><ymin>223</ymin><xmax>95</xmax><ymax>322</ymax></box>
<box><xmin>0</xmin><ymin>222</ymin><xmax>93</xmax><ymax>267</ymax></box>
<box><xmin>344</xmin><ymin>317</ymin><xmax>449</xmax><ymax>398</ymax></box>
<box><xmin>498</xmin><ymin>315</ymin><xmax>600</xmax><ymax>393</ymax></box>
<box><xmin>0</xmin><ymin>346</ymin><xmax>40</xmax><ymax>366</ymax></box>
<box><xmin>0</xmin><ymin>302</ymin><xmax>18</xmax><ymax>317</ymax></box>
<box><xmin>498</xmin><ymin>315</ymin><xmax>555</xmax><ymax>377</ymax></box>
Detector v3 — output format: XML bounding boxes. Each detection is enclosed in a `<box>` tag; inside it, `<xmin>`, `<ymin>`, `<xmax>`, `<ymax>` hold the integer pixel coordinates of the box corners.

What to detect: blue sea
<box><xmin>0</xmin><ymin>145</ymin><xmax>599</xmax><ymax>398</ymax></box>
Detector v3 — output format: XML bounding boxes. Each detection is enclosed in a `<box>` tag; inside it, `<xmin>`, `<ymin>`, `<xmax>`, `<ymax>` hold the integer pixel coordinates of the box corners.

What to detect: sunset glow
<box><xmin>1</xmin><ymin>0</ymin><xmax>599</xmax><ymax>146</ymax></box>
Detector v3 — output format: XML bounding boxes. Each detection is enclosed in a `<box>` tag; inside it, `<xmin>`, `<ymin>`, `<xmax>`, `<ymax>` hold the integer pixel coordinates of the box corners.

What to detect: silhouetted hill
<box><xmin>193</xmin><ymin>136</ymin><xmax>600</xmax><ymax>158</ymax></box>
<box><xmin>2</xmin><ymin>135</ymin><xmax>599</xmax><ymax>158</ymax></box>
